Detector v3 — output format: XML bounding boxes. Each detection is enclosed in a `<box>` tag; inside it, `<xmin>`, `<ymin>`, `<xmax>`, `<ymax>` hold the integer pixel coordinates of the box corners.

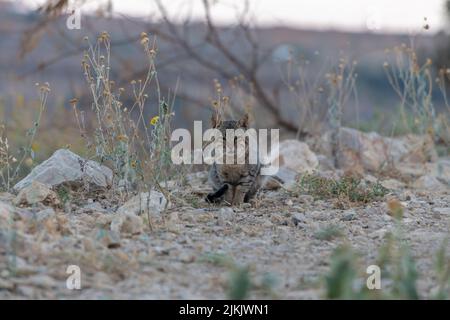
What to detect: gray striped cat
<box><xmin>205</xmin><ymin>112</ymin><xmax>262</xmax><ymax>205</ymax></box>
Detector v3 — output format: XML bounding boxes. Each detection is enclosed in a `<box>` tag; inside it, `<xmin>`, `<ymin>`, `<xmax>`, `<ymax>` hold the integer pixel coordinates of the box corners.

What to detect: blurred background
<box><xmin>1</xmin><ymin>0</ymin><xmax>450</xmax><ymax>161</ymax></box>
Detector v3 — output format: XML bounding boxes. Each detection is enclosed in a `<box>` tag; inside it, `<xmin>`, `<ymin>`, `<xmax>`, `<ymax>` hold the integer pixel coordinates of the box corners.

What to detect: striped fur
<box><xmin>205</xmin><ymin>113</ymin><xmax>262</xmax><ymax>205</ymax></box>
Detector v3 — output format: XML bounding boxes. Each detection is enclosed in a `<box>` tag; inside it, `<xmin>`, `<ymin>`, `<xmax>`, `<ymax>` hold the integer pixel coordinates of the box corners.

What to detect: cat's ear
<box><xmin>238</xmin><ymin>113</ymin><xmax>249</xmax><ymax>128</ymax></box>
<box><xmin>211</xmin><ymin>110</ymin><xmax>222</xmax><ymax>128</ymax></box>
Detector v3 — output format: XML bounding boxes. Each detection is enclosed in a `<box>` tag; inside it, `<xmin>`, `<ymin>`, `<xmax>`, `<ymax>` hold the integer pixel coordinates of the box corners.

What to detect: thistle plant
<box><xmin>324</xmin><ymin>58</ymin><xmax>358</xmax><ymax>166</ymax></box>
<box><xmin>280</xmin><ymin>53</ymin><xmax>358</xmax><ymax>163</ymax></box>
<box><xmin>434</xmin><ymin>68</ymin><xmax>450</xmax><ymax>150</ymax></box>
<box><xmin>383</xmin><ymin>43</ymin><xmax>436</xmax><ymax>136</ymax></box>
<box><xmin>278</xmin><ymin>52</ymin><xmax>330</xmax><ymax>138</ymax></box>
<box><xmin>72</xmin><ymin>32</ymin><xmax>175</xmax><ymax>198</ymax></box>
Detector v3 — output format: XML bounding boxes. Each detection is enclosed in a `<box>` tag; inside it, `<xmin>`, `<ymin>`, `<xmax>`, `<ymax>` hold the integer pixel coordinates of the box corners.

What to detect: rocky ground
<box><xmin>1</xmin><ymin>130</ymin><xmax>450</xmax><ymax>299</ymax></box>
<box><xmin>0</xmin><ymin>172</ymin><xmax>449</xmax><ymax>299</ymax></box>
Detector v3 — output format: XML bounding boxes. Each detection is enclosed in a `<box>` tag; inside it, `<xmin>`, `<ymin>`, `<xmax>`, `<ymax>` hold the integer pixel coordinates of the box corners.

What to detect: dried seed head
<box><xmin>140</xmin><ymin>37</ymin><xmax>149</xmax><ymax>46</ymax></box>
<box><xmin>39</xmin><ymin>83</ymin><xmax>51</xmax><ymax>93</ymax></box>
<box><xmin>98</xmin><ymin>31</ymin><xmax>110</xmax><ymax>42</ymax></box>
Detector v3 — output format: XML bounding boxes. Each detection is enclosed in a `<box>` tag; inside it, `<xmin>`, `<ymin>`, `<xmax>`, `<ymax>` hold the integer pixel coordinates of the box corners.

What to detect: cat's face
<box><xmin>210</xmin><ymin>112</ymin><xmax>251</xmax><ymax>163</ymax></box>
<box><xmin>211</xmin><ymin>113</ymin><xmax>250</xmax><ymax>149</ymax></box>
<box><xmin>211</xmin><ymin>112</ymin><xmax>249</xmax><ymax>134</ymax></box>
<box><xmin>215</xmin><ymin>120</ymin><xmax>244</xmax><ymax>138</ymax></box>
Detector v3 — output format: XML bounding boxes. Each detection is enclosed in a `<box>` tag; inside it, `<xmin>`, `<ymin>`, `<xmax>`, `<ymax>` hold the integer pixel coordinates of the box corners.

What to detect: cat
<box><xmin>205</xmin><ymin>112</ymin><xmax>262</xmax><ymax>205</ymax></box>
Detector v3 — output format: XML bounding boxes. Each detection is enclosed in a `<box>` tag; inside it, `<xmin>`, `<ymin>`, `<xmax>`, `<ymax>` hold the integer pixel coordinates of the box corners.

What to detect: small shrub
<box><xmin>313</xmin><ymin>224</ymin><xmax>342</xmax><ymax>241</ymax></box>
<box><xmin>433</xmin><ymin>238</ymin><xmax>450</xmax><ymax>299</ymax></box>
<box><xmin>56</xmin><ymin>185</ymin><xmax>71</xmax><ymax>205</ymax></box>
<box><xmin>375</xmin><ymin>231</ymin><xmax>419</xmax><ymax>299</ymax></box>
<box><xmin>200</xmin><ymin>252</ymin><xmax>234</xmax><ymax>268</ymax></box>
<box><xmin>297</xmin><ymin>173</ymin><xmax>388</xmax><ymax>208</ymax></box>
<box><xmin>228</xmin><ymin>266</ymin><xmax>251</xmax><ymax>300</ymax></box>
<box><xmin>323</xmin><ymin>222</ymin><xmax>450</xmax><ymax>299</ymax></box>
<box><xmin>384</xmin><ymin>44</ymin><xmax>435</xmax><ymax>137</ymax></box>
<box><xmin>200</xmin><ymin>252</ymin><xmax>277</xmax><ymax>299</ymax></box>
<box><xmin>325</xmin><ymin>245</ymin><xmax>360</xmax><ymax>299</ymax></box>
<box><xmin>0</xmin><ymin>83</ymin><xmax>50</xmax><ymax>191</ymax></box>
<box><xmin>72</xmin><ymin>32</ymin><xmax>176</xmax><ymax>199</ymax></box>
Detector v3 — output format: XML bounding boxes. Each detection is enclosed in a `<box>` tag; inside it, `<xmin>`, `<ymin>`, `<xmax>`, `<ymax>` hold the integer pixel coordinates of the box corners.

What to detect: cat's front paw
<box><xmin>205</xmin><ymin>193</ymin><xmax>220</xmax><ymax>203</ymax></box>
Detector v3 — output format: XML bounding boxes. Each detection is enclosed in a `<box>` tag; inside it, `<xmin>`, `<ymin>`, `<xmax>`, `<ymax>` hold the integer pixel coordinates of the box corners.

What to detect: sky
<box><xmin>20</xmin><ymin>0</ymin><xmax>449</xmax><ymax>34</ymax></box>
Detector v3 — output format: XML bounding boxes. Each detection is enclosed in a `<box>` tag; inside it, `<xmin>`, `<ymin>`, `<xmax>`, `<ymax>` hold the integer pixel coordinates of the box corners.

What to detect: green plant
<box><xmin>199</xmin><ymin>252</ymin><xmax>235</xmax><ymax>268</ymax></box>
<box><xmin>351</xmin><ymin>108</ymin><xmax>429</xmax><ymax>136</ymax></box>
<box><xmin>433</xmin><ymin>238</ymin><xmax>450</xmax><ymax>299</ymax></box>
<box><xmin>434</xmin><ymin>69</ymin><xmax>450</xmax><ymax>152</ymax></box>
<box><xmin>322</xmin><ymin>222</ymin><xmax>450</xmax><ymax>300</ymax></box>
<box><xmin>200</xmin><ymin>252</ymin><xmax>277</xmax><ymax>299</ymax></box>
<box><xmin>72</xmin><ymin>32</ymin><xmax>175</xmax><ymax>198</ymax></box>
<box><xmin>384</xmin><ymin>43</ymin><xmax>435</xmax><ymax>137</ymax></box>
<box><xmin>56</xmin><ymin>185</ymin><xmax>71</xmax><ymax>205</ymax></box>
<box><xmin>314</xmin><ymin>224</ymin><xmax>342</xmax><ymax>241</ymax></box>
<box><xmin>325</xmin><ymin>58</ymin><xmax>358</xmax><ymax>166</ymax></box>
<box><xmin>182</xmin><ymin>192</ymin><xmax>201</xmax><ymax>208</ymax></box>
<box><xmin>0</xmin><ymin>83</ymin><xmax>50</xmax><ymax>191</ymax></box>
<box><xmin>297</xmin><ymin>173</ymin><xmax>388</xmax><ymax>208</ymax></box>
<box><xmin>228</xmin><ymin>266</ymin><xmax>251</xmax><ymax>300</ymax></box>
<box><xmin>325</xmin><ymin>245</ymin><xmax>360</xmax><ymax>299</ymax></box>
<box><xmin>200</xmin><ymin>252</ymin><xmax>251</xmax><ymax>299</ymax></box>
<box><xmin>375</xmin><ymin>229</ymin><xmax>419</xmax><ymax>299</ymax></box>
<box><xmin>279</xmin><ymin>53</ymin><xmax>358</xmax><ymax>141</ymax></box>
